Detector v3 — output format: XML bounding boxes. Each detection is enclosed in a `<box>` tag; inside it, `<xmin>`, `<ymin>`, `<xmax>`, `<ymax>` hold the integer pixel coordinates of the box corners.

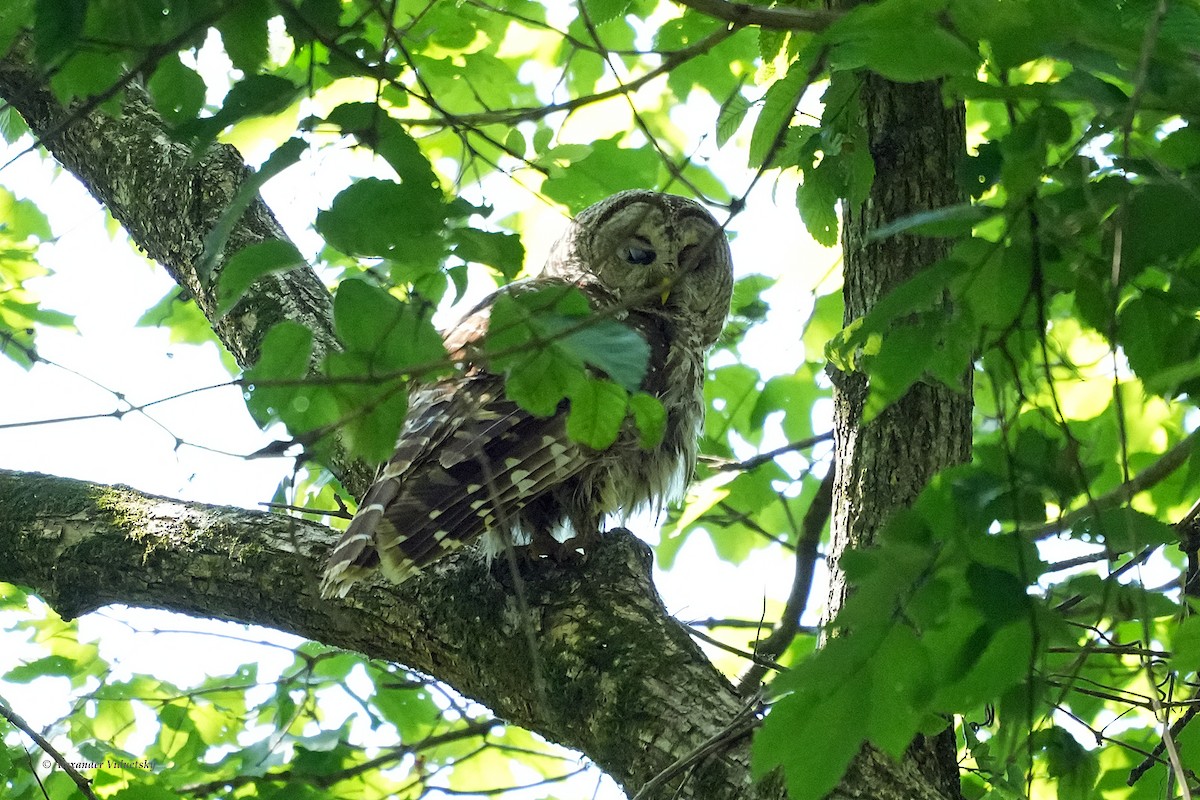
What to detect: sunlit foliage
<box><xmin>2</xmin><ymin>0</ymin><xmax>1199</xmax><ymax>798</ymax></box>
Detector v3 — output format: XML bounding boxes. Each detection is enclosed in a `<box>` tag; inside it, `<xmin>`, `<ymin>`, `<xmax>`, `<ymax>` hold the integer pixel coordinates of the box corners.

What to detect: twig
<box><xmin>1053</xmin><ymin>546</ymin><xmax>1156</xmax><ymax>613</ymax></box>
<box><xmin>672</xmin><ymin>0</ymin><xmax>839</xmax><ymax>32</ymax></box>
<box><xmin>181</xmin><ymin>717</ymin><xmax>496</xmax><ymax>795</ymax></box>
<box><xmin>429</xmin><ymin>764</ymin><xmax>590</xmax><ymax>796</ymax></box>
<box><xmin>260</xmin><ymin>500</ymin><xmax>354</xmax><ymax>520</ymax></box>
<box><xmin>1128</xmin><ymin>696</ymin><xmax>1199</xmax><ymax>789</ymax></box>
<box><xmin>629</xmin><ymin>693</ymin><xmax>760</xmax><ymax>800</ymax></box>
<box><xmin>1027</xmin><ymin>429</ymin><xmax>1200</xmax><ymax>541</ymax></box>
<box><xmin>686</xmin><ymin>626</ymin><xmax>788</xmax><ymax>673</ymax></box>
<box><xmin>703</xmin><ymin>432</ymin><xmax>834</xmax><ymax>472</ymax></box>
<box><xmin>0</xmin><ymin>697</ymin><xmax>100</xmax><ymax>800</ymax></box>
<box><xmin>737</xmin><ymin>470</ymin><xmax>833</xmax><ymax>693</ymax></box>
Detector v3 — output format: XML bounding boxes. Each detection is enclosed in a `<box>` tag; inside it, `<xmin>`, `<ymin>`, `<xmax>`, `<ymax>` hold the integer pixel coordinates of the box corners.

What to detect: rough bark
<box><xmin>0</xmin><ymin>468</ymin><xmax>777</xmax><ymax>799</ymax></box>
<box><xmin>0</xmin><ymin>32</ymin><xmax>963</xmax><ymax>800</ymax></box>
<box><xmin>824</xmin><ymin>75</ymin><xmax>972</xmax><ymax>800</ymax></box>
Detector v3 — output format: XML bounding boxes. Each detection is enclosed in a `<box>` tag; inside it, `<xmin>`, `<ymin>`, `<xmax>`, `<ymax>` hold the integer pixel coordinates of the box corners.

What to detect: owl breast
<box><xmin>505</xmin><ymin>307</ymin><xmax>707</xmax><ymax>555</ymax></box>
<box><xmin>321</xmin><ymin>190</ymin><xmax>732</xmax><ymax>597</ymax></box>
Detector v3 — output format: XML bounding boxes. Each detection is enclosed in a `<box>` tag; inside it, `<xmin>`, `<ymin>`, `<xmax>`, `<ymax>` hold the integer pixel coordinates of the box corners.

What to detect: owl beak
<box><xmin>658</xmin><ymin>276</ymin><xmax>672</xmax><ymax>305</ymax></box>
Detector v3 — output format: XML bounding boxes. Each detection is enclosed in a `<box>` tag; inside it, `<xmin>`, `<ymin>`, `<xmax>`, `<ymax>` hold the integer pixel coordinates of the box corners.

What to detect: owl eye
<box><xmin>620</xmin><ymin>241</ymin><xmax>657</xmax><ymax>265</ymax></box>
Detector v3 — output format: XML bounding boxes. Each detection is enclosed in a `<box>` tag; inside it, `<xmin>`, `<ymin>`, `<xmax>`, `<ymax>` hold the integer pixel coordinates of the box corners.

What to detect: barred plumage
<box><xmin>320</xmin><ymin>190</ymin><xmax>733</xmax><ymax>598</ymax></box>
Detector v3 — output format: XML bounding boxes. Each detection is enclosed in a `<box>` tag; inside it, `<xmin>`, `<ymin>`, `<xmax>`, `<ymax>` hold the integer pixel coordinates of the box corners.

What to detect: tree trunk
<box><xmin>825</xmin><ymin>75</ymin><xmax>972</xmax><ymax>800</ymax></box>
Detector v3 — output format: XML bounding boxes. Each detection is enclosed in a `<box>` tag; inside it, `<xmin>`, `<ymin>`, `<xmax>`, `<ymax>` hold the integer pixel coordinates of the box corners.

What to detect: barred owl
<box><xmin>320</xmin><ymin>190</ymin><xmax>733</xmax><ymax>598</ymax></box>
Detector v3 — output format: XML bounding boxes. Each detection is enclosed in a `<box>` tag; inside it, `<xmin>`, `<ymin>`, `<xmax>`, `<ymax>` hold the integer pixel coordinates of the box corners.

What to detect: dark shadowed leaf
<box><xmin>216</xmin><ymin>0</ymin><xmax>271</xmax><ymax>73</ymax></box>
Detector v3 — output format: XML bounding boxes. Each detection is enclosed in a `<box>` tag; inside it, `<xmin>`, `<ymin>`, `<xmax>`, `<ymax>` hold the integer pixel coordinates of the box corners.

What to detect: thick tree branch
<box><xmin>0</xmin><ymin>467</ymin><xmax>962</xmax><ymax>799</ymax></box>
<box><xmin>0</xmin><ymin>468</ymin><xmax>774</xmax><ymax>799</ymax></box>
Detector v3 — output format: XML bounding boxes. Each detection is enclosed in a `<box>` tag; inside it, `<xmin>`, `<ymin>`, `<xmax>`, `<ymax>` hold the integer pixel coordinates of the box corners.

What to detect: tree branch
<box><xmin>0</xmin><ymin>468</ymin><xmax>771</xmax><ymax>799</ymax></box>
<box><xmin>0</xmin><ymin>467</ymin><xmax>956</xmax><ymax>799</ymax></box>
<box><xmin>1028</xmin><ymin>428</ymin><xmax>1200</xmax><ymax>541</ymax></box>
<box><xmin>0</xmin><ymin>696</ymin><xmax>100</xmax><ymax>800</ymax></box>
<box><xmin>672</xmin><ymin>0</ymin><xmax>839</xmax><ymax>32</ymax></box>
<box><xmin>737</xmin><ymin>469</ymin><xmax>833</xmax><ymax>692</ymax></box>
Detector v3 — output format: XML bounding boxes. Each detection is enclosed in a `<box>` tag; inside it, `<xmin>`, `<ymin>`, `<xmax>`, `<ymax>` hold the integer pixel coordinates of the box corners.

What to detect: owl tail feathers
<box><xmin>319</xmin><ymin>502</ymin><xmax>426</xmax><ymax>599</ymax></box>
<box><xmin>319</xmin><ymin>502</ymin><xmax>385</xmax><ymax>599</ymax></box>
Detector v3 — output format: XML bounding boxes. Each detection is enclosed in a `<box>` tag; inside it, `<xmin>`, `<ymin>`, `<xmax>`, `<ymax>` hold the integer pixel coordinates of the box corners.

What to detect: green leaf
<box><xmin>964</xmin><ymin>241</ymin><xmax>1032</xmax><ymax>331</ymax></box>
<box><xmin>199</xmin><ymin>137</ymin><xmax>308</xmax><ymax>281</ymax></box>
<box><xmin>452</xmin><ymin>228</ymin><xmax>525</xmax><ymax>280</ymax></box>
<box><xmin>567</xmin><ymin>378</ymin><xmax>628</xmax><ymax>450</ymax></box>
<box><xmin>245</xmin><ymin>320</ymin><xmax>315</xmax><ymax>428</ymax></box>
<box><xmin>283</xmin><ymin>0</ymin><xmax>342</xmax><ymax>45</ymax></box>
<box><xmin>730</xmin><ymin>273</ymin><xmax>774</xmax><ymax>322</ymax></box>
<box><xmin>629</xmin><ymin>392</ymin><xmax>666</xmax><ymax>449</ymax></box>
<box><xmin>485</xmin><ymin>284</ymin><xmax>648</xmax><ymax>398</ymax></box>
<box><xmin>4</xmin><ymin>654</ymin><xmax>77</xmax><ymax>682</ymax></box>
<box><xmin>825</xmin><ymin>0</ymin><xmax>980</xmax><ymax>81</ymax></box>
<box><xmin>178</xmin><ymin>74</ymin><xmax>300</xmax><ymax>144</ymax></box>
<box><xmin>1123</xmin><ymin>183</ymin><xmax>1200</xmax><ymax>270</ymax></box>
<box><xmin>0</xmin><ymin>300</ymin><xmax>75</xmax><ymax>330</ymax></box>
<box><xmin>1035</xmin><ymin>726</ymin><xmax>1099</xmax><ymax>800</ymax></box>
<box><xmin>218</xmin><ymin>240</ymin><xmax>305</xmax><ymax>315</ymax></box>
<box><xmin>323</xmin><ymin>351</ymin><xmax>410</xmax><ymax>463</ymax></box>
<box><xmin>749</xmin><ymin>62</ymin><xmax>808</xmax><ymax>168</ymax></box>
<box><xmin>317</xmin><ymin>177</ymin><xmax>447</xmax><ymax>257</ymax></box>
<box><xmin>1117</xmin><ymin>290</ymin><xmax>1200</xmax><ymax>395</ymax></box>
<box><xmin>0</xmin><ymin>0</ymin><xmax>32</xmax><ymax>58</ymax></box>
<box><xmin>752</xmin><ymin>371</ymin><xmax>820</xmax><ymax>440</ymax></box>
<box><xmin>332</xmin><ymin>279</ymin><xmax>444</xmax><ymax>369</ymax></box>
<box><xmin>546</xmin><ymin>315</ymin><xmax>649</xmax><ymax>392</ymax></box>
<box><xmin>505</xmin><ymin>348</ymin><xmax>581</xmax><ymax>417</ymax></box>
<box><xmin>0</xmin><ymin>187</ymin><xmax>50</xmax><ymax>241</ymax></box>
<box><xmin>33</xmin><ymin>0</ymin><xmax>86</xmax><ymax>65</ymax></box>
<box><xmin>716</xmin><ymin>91</ymin><xmax>751</xmax><ymax>148</ymax></box>
<box><xmin>868</xmin><ymin>203</ymin><xmax>997</xmax><ymax>240</ymax></box>
<box><xmin>325</xmin><ymin>103</ymin><xmax>441</xmax><ymax>193</ymax></box>
<box><xmin>217</xmin><ymin>0</ymin><xmax>271</xmax><ymax>73</ymax></box>
<box><xmin>753</xmin><ymin>664</ymin><xmax>869</xmax><ymax>800</ymax></box>
<box><xmin>796</xmin><ymin>161</ymin><xmax>840</xmax><ymax>247</ymax></box>
<box><xmin>803</xmin><ymin>291</ymin><xmax>843</xmax><ymax>362</ymax></box>
<box><xmin>333</xmin><ymin>279</ymin><xmax>402</xmax><ymax>353</ymax></box>
<box><xmin>966</xmin><ymin>563</ymin><xmax>1031</xmax><ymax>626</ymax></box>
<box><xmin>867</xmin><ymin>627</ymin><xmax>931</xmax><ymax>758</ymax></box>
<box><xmin>1072</xmin><ymin>507</ymin><xmax>1176</xmax><ymax>552</ymax></box>
<box><xmin>933</xmin><ymin>621</ymin><xmax>1033</xmax><ymax>710</ymax></box>
<box><xmin>862</xmin><ymin>325</ymin><xmax>935</xmax><ymax>422</ymax></box>
<box><xmin>540</xmin><ymin>137</ymin><xmax>660</xmax><ymax>213</ymax></box>
<box><xmin>48</xmin><ymin>49</ymin><xmax>125</xmax><ymax>107</ymax></box>
<box><xmin>1158</xmin><ymin>125</ymin><xmax>1200</xmax><ymax>170</ymax></box>
<box><xmin>705</xmin><ymin>363</ymin><xmax>761</xmax><ymax>441</ymax></box>
<box><xmin>147</xmin><ymin>53</ymin><xmax>206</xmax><ymax>124</ymax></box>
<box><xmin>137</xmin><ymin>291</ymin><xmax>221</xmax><ymax>348</ymax></box>
<box><xmin>1171</xmin><ymin>615</ymin><xmax>1200</xmax><ymax>675</ymax></box>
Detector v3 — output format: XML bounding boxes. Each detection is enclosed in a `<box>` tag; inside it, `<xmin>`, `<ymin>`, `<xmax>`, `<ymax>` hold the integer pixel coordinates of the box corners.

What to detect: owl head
<box><xmin>543</xmin><ymin>190</ymin><xmax>734</xmax><ymax>347</ymax></box>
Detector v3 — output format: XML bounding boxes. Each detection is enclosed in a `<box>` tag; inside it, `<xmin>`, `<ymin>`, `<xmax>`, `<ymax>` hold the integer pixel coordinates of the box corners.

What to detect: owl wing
<box><xmin>319</xmin><ymin>289</ymin><xmax>591</xmax><ymax>598</ymax></box>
